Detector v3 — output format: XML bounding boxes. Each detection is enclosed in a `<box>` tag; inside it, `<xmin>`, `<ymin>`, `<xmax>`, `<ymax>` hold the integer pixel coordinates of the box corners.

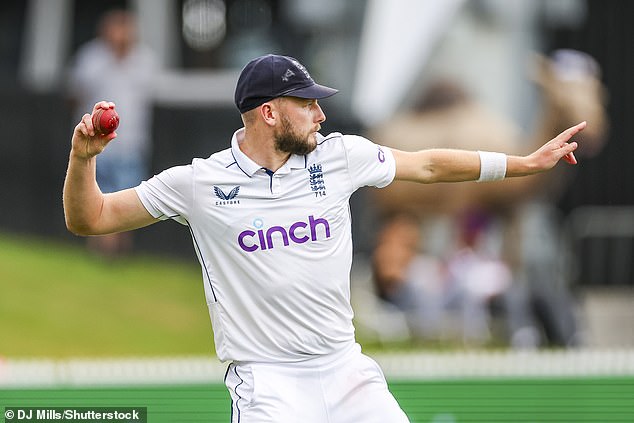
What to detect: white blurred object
<box><xmin>20</xmin><ymin>0</ymin><xmax>73</xmax><ymax>91</ymax></box>
<box><xmin>550</xmin><ymin>49</ymin><xmax>600</xmax><ymax>81</ymax></box>
<box><xmin>281</xmin><ymin>0</ymin><xmax>347</xmax><ymax>30</ymax></box>
<box><xmin>353</xmin><ymin>0</ymin><xmax>466</xmax><ymax>127</ymax></box>
<box><xmin>448</xmin><ymin>249</ymin><xmax>512</xmax><ymax>300</ymax></box>
<box><xmin>182</xmin><ymin>0</ymin><xmax>227</xmax><ymax>51</ymax></box>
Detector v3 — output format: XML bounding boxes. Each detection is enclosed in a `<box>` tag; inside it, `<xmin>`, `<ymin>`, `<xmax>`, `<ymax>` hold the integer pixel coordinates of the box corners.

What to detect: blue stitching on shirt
<box><xmin>264</xmin><ymin>168</ymin><xmax>274</xmax><ymax>194</ymax></box>
<box><xmin>223</xmin><ymin>364</ymin><xmax>234</xmax><ymax>422</ymax></box>
<box><xmin>233</xmin><ymin>365</ymin><xmax>244</xmax><ymax>423</ymax></box>
<box><xmin>317</xmin><ymin>133</ymin><xmax>338</xmax><ymax>146</ymax></box>
<box><xmin>184</xmin><ymin>218</ymin><xmax>218</xmax><ymax>302</ymax></box>
<box><xmin>230</xmin><ymin>150</ymin><xmax>251</xmax><ymax>177</ymax></box>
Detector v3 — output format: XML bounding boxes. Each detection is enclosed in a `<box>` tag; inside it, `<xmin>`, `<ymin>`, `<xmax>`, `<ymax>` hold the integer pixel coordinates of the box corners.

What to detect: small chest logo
<box><xmin>214</xmin><ymin>186</ymin><xmax>240</xmax><ymax>205</ymax></box>
<box><xmin>377</xmin><ymin>146</ymin><xmax>386</xmax><ymax>163</ymax></box>
<box><xmin>308</xmin><ymin>163</ymin><xmax>326</xmax><ymax>197</ymax></box>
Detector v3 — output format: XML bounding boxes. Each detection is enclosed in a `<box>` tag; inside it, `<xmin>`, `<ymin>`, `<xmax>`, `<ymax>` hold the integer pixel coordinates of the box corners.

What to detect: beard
<box><xmin>274</xmin><ymin>116</ymin><xmax>317</xmax><ymax>156</ymax></box>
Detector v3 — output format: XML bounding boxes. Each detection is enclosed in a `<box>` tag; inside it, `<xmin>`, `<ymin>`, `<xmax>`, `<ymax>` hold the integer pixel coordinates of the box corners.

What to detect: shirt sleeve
<box><xmin>342</xmin><ymin>135</ymin><xmax>396</xmax><ymax>190</ymax></box>
<box><xmin>134</xmin><ymin>164</ymin><xmax>193</xmax><ymax>225</ymax></box>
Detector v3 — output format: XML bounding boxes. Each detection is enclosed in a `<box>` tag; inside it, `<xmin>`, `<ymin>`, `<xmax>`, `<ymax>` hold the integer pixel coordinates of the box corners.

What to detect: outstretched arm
<box><xmin>63</xmin><ymin>101</ymin><xmax>158</xmax><ymax>236</ymax></box>
<box><xmin>393</xmin><ymin>121</ymin><xmax>585</xmax><ymax>183</ymax></box>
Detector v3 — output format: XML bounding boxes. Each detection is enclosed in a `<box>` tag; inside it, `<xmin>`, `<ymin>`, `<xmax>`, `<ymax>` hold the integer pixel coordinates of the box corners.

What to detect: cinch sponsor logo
<box><xmin>377</xmin><ymin>146</ymin><xmax>386</xmax><ymax>163</ymax></box>
<box><xmin>238</xmin><ymin>215</ymin><xmax>331</xmax><ymax>252</ymax></box>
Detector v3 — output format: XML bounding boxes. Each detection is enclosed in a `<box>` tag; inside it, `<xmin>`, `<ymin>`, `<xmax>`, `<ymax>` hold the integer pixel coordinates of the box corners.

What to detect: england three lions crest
<box><xmin>308</xmin><ymin>163</ymin><xmax>326</xmax><ymax>197</ymax></box>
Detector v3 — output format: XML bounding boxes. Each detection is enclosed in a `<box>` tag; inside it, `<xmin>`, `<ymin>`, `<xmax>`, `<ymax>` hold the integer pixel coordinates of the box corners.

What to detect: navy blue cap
<box><xmin>234</xmin><ymin>54</ymin><xmax>339</xmax><ymax>113</ymax></box>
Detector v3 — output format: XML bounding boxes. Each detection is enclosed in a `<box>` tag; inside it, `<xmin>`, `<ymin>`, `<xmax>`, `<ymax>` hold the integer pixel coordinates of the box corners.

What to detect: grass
<box><xmin>0</xmin><ymin>232</ymin><xmax>214</xmax><ymax>358</ymax></box>
<box><xmin>0</xmin><ymin>232</ymin><xmax>493</xmax><ymax>359</ymax></box>
<box><xmin>3</xmin><ymin>378</ymin><xmax>634</xmax><ymax>423</ymax></box>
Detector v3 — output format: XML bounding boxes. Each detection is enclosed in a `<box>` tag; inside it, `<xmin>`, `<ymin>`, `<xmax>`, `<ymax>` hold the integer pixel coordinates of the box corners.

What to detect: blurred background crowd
<box><xmin>1</xmin><ymin>0</ymin><xmax>633</xmax><ymax>351</ymax></box>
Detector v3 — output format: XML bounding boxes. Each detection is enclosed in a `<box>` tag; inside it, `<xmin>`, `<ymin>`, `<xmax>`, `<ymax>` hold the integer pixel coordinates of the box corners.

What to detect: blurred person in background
<box><xmin>365</xmin><ymin>1</ymin><xmax>609</xmax><ymax>348</ymax></box>
<box><xmin>503</xmin><ymin>49</ymin><xmax>608</xmax><ymax>348</ymax></box>
<box><xmin>66</xmin><ymin>8</ymin><xmax>158</xmax><ymax>258</ymax></box>
<box><xmin>63</xmin><ymin>53</ymin><xmax>584</xmax><ymax>422</ymax></box>
<box><xmin>371</xmin><ymin>212</ymin><xmax>446</xmax><ymax>339</ymax></box>
<box><xmin>370</xmin><ymin>50</ymin><xmax>608</xmax><ymax>348</ymax></box>
<box><xmin>370</xmin><ymin>79</ymin><xmax>517</xmax><ymax>345</ymax></box>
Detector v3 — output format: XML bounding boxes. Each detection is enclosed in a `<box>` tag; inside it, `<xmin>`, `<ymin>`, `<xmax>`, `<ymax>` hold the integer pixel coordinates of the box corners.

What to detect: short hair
<box><xmin>241</xmin><ymin>109</ymin><xmax>257</xmax><ymax>126</ymax></box>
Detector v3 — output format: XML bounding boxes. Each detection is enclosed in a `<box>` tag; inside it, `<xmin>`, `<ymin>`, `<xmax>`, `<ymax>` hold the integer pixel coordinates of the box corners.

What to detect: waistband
<box><xmin>235</xmin><ymin>341</ymin><xmax>361</xmax><ymax>371</ymax></box>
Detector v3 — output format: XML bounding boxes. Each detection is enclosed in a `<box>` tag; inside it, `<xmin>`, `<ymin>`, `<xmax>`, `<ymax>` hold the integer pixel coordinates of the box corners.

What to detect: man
<box><xmin>63</xmin><ymin>54</ymin><xmax>584</xmax><ymax>422</ymax></box>
<box><xmin>66</xmin><ymin>8</ymin><xmax>158</xmax><ymax>257</ymax></box>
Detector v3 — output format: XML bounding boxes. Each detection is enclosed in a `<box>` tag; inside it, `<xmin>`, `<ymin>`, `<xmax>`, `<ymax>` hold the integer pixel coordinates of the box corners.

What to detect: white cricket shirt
<box><xmin>135</xmin><ymin>129</ymin><xmax>395</xmax><ymax>363</ymax></box>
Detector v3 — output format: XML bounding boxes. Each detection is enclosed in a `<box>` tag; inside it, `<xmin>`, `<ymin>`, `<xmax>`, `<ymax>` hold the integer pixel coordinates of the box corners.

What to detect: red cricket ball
<box><xmin>92</xmin><ymin>108</ymin><xmax>120</xmax><ymax>135</ymax></box>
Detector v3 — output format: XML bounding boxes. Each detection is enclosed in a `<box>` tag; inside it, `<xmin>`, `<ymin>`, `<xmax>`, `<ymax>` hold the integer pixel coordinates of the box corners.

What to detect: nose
<box><xmin>314</xmin><ymin>102</ymin><xmax>326</xmax><ymax>124</ymax></box>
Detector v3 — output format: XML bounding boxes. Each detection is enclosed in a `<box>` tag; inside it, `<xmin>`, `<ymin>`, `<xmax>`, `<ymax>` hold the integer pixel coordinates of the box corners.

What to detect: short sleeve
<box><xmin>342</xmin><ymin>135</ymin><xmax>396</xmax><ymax>190</ymax></box>
<box><xmin>134</xmin><ymin>164</ymin><xmax>193</xmax><ymax>225</ymax></box>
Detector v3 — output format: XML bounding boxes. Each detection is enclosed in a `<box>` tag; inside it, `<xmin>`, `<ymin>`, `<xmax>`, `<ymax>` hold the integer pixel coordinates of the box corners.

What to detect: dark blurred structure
<box><xmin>0</xmin><ymin>0</ymin><xmax>632</xmax><ymax>289</ymax></box>
<box><xmin>0</xmin><ymin>0</ymin><xmax>364</xmax><ymax>259</ymax></box>
<box><xmin>546</xmin><ymin>1</ymin><xmax>634</xmax><ymax>287</ymax></box>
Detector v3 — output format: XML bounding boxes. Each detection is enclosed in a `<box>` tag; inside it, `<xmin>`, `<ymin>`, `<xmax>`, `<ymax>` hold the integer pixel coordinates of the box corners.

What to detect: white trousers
<box><xmin>224</xmin><ymin>343</ymin><xmax>410</xmax><ymax>423</ymax></box>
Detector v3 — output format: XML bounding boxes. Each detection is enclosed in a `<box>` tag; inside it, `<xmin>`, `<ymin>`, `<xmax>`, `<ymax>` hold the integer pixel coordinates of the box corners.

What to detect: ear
<box><xmin>259</xmin><ymin>102</ymin><xmax>278</xmax><ymax>127</ymax></box>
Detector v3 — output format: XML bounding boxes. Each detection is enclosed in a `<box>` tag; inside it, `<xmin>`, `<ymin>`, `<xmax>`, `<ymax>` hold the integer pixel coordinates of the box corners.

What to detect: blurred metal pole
<box><xmin>133</xmin><ymin>0</ymin><xmax>180</xmax><ymax>69</ymax></box>
<box><xmin>20</xmin><ymin>0</ymin><xmax>73</xmax><ymax>92</ymax></box>
<box><xmin>352</xmin><ymin>0</ymin><xmax>466</xmax><ymax>127</ymax></box>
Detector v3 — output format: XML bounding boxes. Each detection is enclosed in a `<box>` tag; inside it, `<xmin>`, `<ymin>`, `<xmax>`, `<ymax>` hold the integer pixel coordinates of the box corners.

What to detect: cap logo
<box><xmin>290</xmin><ymin>59</ymin><xmax>311</xmax><ymax>79</ymax></box>
<box><xmin>281</xmin><ymin>68</ymin><xmax>295</xmax><ymax>82</ymax></box>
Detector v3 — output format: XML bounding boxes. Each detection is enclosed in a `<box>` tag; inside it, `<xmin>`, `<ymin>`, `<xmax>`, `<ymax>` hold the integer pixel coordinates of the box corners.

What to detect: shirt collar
<box><xmin>285</xmin><ymin>152</ymin><xmax>307</xmax><ymax>171</ymax></box>
<box><xmin>230</xmin><ymin>128</ymin><xmax>308</xmax><ymax>177</ymax></box>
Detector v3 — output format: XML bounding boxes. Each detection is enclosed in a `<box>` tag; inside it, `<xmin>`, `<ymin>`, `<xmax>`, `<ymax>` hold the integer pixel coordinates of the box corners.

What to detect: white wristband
<box><xmin>477</xmin><ymin>151</ymin><xmax>507</xmax><ymax>182</ymax></box>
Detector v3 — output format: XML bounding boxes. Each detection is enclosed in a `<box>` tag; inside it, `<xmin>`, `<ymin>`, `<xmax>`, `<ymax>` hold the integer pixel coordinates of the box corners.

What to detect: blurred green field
<box><xmin>0</xmin><ymin>232</ymin><xmax>427</xmax><ymax>358</ymax></box>
<box><xmin>2</xmin><ymin>233</ymin><xmax>634</xmax><ymax>422</ymax></box>
<box><xmin>2</xmin><ymin>378</ymin><xmax>634</xmax><ymax>422</ymax></box>
<box><xmin>0</xmin><ymin>233</ymin><xmax>214</xmax><ymax>358</ymax></box>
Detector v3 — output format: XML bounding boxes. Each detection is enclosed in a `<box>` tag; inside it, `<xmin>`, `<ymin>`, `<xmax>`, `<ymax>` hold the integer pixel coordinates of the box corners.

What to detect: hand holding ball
<box><xmin>92</xmin><ymin>107</ymin><xmax>120</xmax><ymax>135</ymax></box>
